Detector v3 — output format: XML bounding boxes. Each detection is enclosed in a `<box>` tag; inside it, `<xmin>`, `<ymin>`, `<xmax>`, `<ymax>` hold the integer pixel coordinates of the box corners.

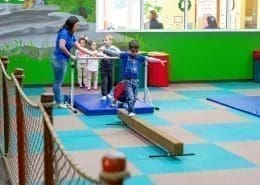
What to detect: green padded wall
<box><xmin>127</xmin><ymin>32</ymin><xmax>260</xmax><ymax>82</ymax></box>
<box><xmin>6</xmin><ymin>32</ymin><xmax>260</xmax><ymax>84</ymax></box>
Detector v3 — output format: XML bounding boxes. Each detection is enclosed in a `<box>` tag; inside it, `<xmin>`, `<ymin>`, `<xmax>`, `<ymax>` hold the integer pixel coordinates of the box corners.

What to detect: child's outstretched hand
<box><xmin>99</xmin><ymin>46</ymin><xmax>105</xmax><ymax>52</ymax></box>
<box><xmin>160</xmin><ymin>60</ymin><xmax>167</xmax><ymax>66</ymax></box>
<box><xmin>93</xmin><ymin>51</ymin><xmax>99</xmax><ymax>56</ymax></box>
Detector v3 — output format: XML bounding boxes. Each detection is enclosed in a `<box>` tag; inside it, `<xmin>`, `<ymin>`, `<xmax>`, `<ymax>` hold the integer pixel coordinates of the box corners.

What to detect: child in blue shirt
<box><xmin>103</xmin><ymin>40</ymin><xmax>166</xmax><ymax>116</ymax></box>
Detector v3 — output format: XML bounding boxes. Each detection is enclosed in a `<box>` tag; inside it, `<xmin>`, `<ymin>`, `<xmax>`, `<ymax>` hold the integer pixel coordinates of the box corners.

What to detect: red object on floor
<box><xmin>253</xmin><ymin>50</ymin><xmax>260</xmax><ymax>60</ymax></box>
<box><xmin>148</xmin><ymin>52</ymin><xmax>170</xmax><ymax>87</ymax></box>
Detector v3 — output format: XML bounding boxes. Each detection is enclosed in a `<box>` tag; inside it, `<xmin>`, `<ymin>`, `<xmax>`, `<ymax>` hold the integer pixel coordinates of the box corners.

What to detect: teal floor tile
<box><xmin>57</xmin><ymin>130</ymin><xmax>110</xmax><ymax>151</ymax></box>
<box><xmin>184</xmin><ymin>122</ymin><xmax>260</xmax><ymax>142</ymax></box>
<box><xmin>59</xmin><ymin>179</ymin><xmax>91</xmax><ymax>185</ymax></box>
<box><xmin>23</xmin><ymin>87</ymin><xmax>45</xmax><ymax>96</ymax></box>
<box><xmin>213</xmin><ymin>82</ymin><xmax>260</xmax><ymax>90</ymax></box>
<box><xmin>125</xmin><ymin>175</ymin><xmax>154</xmax><ymax>185</ymax></box>
<box><xmin>178</xmin><ymin>90</ymin><xmax>243</xmax><ymax>99</ymax></box>
<box><xmin>118</xmin><ymin>144</ymin><xmax>255</xmax><ymax>174</ymax></box>
<box><xmin>138</xmin><ymin>113</ymin><xmax>171</xmax><ymax>126</ymax></box>
<box><xmin>78</xmin><ymin>115</ymin><xmax>122</xmax><ymax>129</ymax></box>
<box><xmin>28</xmin><ymin>132</ymin><xmax>43</xmax><ymax>154</ymax></box>
<box><xmin>153</xmin><ymin>99</ymin><xmax>214</xmax><ymax>112</ymax></box>
<box><xmin>229</xmin><ymin>109</ymin><xmax>260</xmax><ymax>122</ymax></box>
<box><xmin>139</xmin><ymin>87</ymin><xmax>165</xmax><ymax>93</ymax></box>
<box><xmin>53</xmin><ymin>108</ymin><xmax>72</xmax><ymax>116</ymax></box>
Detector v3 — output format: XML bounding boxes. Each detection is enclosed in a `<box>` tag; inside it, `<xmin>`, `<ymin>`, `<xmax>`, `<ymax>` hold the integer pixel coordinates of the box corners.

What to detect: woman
<box><xmin>52</xmin><ymin>16</ymin><xmax>95</xmax><ymax>108</ymax></box>
<box><xmin>144</xmin><ymin>10</ymin><xmax>164</xmax><ymax>29</ymax></box>
<box><xmin>204</xmin><ymin>15</ymin><xmax>219</xmax><ymax>29</ymax></box>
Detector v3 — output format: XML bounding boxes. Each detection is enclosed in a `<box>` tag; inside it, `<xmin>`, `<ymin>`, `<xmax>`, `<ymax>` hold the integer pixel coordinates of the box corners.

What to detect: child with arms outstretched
<box><xmin>103</xmin><ymin>40</ymin><xmax>166</xmax><ymax>116</ymax></box>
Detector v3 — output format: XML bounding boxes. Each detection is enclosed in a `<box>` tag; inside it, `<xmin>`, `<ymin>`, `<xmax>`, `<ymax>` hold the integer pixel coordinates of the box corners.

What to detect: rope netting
<box><xmin>40</xmin><ymin>103</ymin><xmax>102</xmax><ymax>185</ymax></box>
<box><xmin>0</xmin><ymin>64</ymin><xmax>4</xmax><ymax>152</ymax></box>
<box><xmin>5</xmin><ymin>78</ymin><xmax>19</xmax><ymax>185</ymax></box>
<box><xmin>0</xmin><ymin>61</ymin><xmax>103</xmax><ymax>185</ymax></box>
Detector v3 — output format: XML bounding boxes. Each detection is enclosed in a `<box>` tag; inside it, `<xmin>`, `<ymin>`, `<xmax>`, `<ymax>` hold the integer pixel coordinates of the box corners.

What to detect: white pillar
<box><xmin>140</xmin><ymin>0</ymin><xmax>144</xmax><ymax>30</ymax></box>
<box><xmin>184</xmin><ymin>0</ymin><xmax>189</xmax><ymax>29</ymax></box>
<box><xmin>226</xmin><ymin>0</ymin><xmax>232</xmax><ymax>29</ymax></box>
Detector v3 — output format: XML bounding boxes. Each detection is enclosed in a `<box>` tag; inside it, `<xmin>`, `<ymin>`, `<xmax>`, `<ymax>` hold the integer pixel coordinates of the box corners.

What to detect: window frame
<box><xmin>96</xmin><ymin>0</ymin><xmax>260</xmax><ymax>32</ymax></box>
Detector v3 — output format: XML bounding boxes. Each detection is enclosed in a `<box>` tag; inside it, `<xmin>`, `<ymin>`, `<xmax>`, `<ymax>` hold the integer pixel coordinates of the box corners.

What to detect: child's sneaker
<box><xmin>57</xmin><ymin>103</ymin><xmax>67</xmax><ymax>109</ymax></box>
<box><xmin>118</xmin><ymin>102</ymin><xmax>124</xmax><ymax>108</ymax></box>
<box><xmin>101</xmin><ymin>96</ymin><xmax>107</xmax><ymax>100</ymax></box>
<box><xmin>128</xmin><ymin>112</ymin><xmax>135</xmax><ymax>117</ymax></box>
<box><xmin>107</xmin><ymin>94</ymin><xmax>113</xmax><ymax>99</ymax></box>
<box><xmin>110</xmin><ymin>100</ymin><xmax>117</xmax><ymax>107</ymax></box>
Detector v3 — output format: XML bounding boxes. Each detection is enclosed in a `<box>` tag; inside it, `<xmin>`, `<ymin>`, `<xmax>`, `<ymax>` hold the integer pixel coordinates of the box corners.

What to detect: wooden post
<box><xmin>40</xmin><ymin>93</ymin><xmax>54</xmax><ymax>185</ymax></box>
<box><xmin>14</xmin><ymin>68</ymin><xmax>26</xmax><ymax>185</ymax></box>
<box><xmin>100</xmin><ymin>152</ymin><xmax>129</xmax><ymax>185</ymax></box>
<box><xmin>1</xmin><ymin>56</ymin><xmax>10</xmax><ymax>154</ymax></box>
<box><xmin>1</xmin><ymin>56</ymin><xmax>9</xmax><ymax>69</ymax></box>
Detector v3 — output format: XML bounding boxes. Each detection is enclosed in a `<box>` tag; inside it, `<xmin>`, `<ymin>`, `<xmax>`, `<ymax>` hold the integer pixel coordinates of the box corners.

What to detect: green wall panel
<box><xmin>5</xmin><ymin>32</ymin><xmax>260</xmax><ymax>85</ymax></box>
<box><xmin>7</xmin><ymin>55</ymin><xmax>71</xmax><ymax>85</ymax></box>
<box><xmin>127</xmin><ymin>32</ymin><xmax>259</xmax><ymax>82</ymax></box>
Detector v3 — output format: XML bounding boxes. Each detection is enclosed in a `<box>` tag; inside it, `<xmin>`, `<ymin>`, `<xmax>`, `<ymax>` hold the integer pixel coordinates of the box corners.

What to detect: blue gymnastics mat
<box><xmin>207</xmin><ymin>96</ymin><xmax>260</xmax><ymax>117</ymax></box>
<box><xmin>64</xmin><ymin>94</ymin><xmax>154</xmax><ymax>116</ymax></box>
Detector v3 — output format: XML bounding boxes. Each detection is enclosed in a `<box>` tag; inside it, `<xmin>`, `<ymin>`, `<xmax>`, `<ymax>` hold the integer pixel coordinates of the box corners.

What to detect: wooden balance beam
<box><xmin>117</xmin><ymin>109</ymin><xmax>184</xmax><ymax>156</ymax></box>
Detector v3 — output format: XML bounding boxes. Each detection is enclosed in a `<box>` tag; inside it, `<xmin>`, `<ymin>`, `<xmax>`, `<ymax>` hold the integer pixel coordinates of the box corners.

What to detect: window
<box><xmin>96</xmin><ymin>0</ymin><xmax>260</xmax><ymax>31</ymax></box>
<box><xmin>145</xmin><ymin>0</ymin><xmax>184</xmax><ymax>30</ymax></box>
<box><xmin>97</xmin><ymin>0</ymin><xmax>141</xmax><ymax>31</ymax></box>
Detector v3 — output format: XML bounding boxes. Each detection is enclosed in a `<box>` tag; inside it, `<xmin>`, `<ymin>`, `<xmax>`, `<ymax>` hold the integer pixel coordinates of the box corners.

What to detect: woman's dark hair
<box><xmin>129</xmin><ymin>40</ymin><xmax>139</xmax><ymax>49</ymax></box>
<box><xmin>60</xmin><ymin>16</ymin><xmax>79</xmax><ymax>33</ymax></box>
<box><xmin>206</xmin><ymin>16</ymin><xmax>219</xmax><ymax>29</ymax></box>
<box><xmin>150</xmin><ymin>10</ymin><xmax>158</xmax><ymax>20</ymax></box>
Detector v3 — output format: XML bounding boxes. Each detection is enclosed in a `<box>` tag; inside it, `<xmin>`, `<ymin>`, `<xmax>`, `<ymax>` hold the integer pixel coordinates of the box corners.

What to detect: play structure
<box><xmin>65</xmin><ymin>57</ymin><xmax>157</xmax><ymax>116</ymax></box>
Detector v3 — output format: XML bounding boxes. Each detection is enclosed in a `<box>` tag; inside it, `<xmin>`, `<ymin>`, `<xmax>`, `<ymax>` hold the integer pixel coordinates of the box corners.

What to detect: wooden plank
<box><xmin>117</xmin><ymin>109</ymin><xmax>183</xmax><ymax>156</ymax></box>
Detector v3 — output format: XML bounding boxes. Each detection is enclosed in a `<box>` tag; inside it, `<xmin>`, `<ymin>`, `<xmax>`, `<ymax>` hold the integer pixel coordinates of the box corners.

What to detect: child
<box><xmin>103</xmin><ymin>40</ymin><xmax>166</xmax><ymax>116</ymax></box>
<box><xmin>75</xmin><ymin>37</ymin><xmax>88</xmax><ymax>88</ymax></box>
<box><xmin>86</xmin><ymin>40</ymin><xmax>99</xmax><ymax>90</ymax></box>
<box><xmin>99</xmin><ymin>34</ymin><xmax>120</xmax><ymax>100</ymax></box>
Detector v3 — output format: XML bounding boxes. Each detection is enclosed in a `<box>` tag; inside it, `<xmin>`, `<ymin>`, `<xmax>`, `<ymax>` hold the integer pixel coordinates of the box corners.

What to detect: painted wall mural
<box><xmin>0</xmin><ymin>0</ymin><xmax>258</xmax><ymax>84</ymax></box>
<box><xmin>0</xmin><ymin>0</ymin><xmax>131</xmax><ymax>84</ymax></box>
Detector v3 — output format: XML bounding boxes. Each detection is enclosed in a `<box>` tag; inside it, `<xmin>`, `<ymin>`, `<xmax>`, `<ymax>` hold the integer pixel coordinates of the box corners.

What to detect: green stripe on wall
<box><xmin>5</xmin><ymin>32</ymin><xmax>260</xmax><ymax>85</ymax></box>
<box><xmin>127</xmin><ymin>32</ymin><xmax>259</xmax><ymax>81</ymax></box>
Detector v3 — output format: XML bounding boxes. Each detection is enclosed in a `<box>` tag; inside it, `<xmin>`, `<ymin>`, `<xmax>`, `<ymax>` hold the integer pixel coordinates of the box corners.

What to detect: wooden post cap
<box><xmin>1</xmin><ymin>56</ymin><xmax>9</xmax><ymax>67</ymax></box>
<box><xmin>1</xmin><ymin>56</ymin><xmax>9</xmax><ymax>62</ymax></box>
<box><xmin>102</xmin><ymin>152</ymin><xmax>126</xmax><ymax>172</ymax></box>
<box><xmin>13</xmin><ymin>68</ymin><xmax>25</xmax><ymax>86</ymax></box>
<box><xmin>40</xmin><ymin>93</ymin><xmax>54</xmax><ymax>104</ymax></box>
<box><xmin>14</xmin><ymin>68</ymin><xmax>25</xmax><ymax>79</ymax></box>
<box><xmin>100</xmin><ymin>152</ymin><xmax>129</xmax><ymax>184</ymax></box>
